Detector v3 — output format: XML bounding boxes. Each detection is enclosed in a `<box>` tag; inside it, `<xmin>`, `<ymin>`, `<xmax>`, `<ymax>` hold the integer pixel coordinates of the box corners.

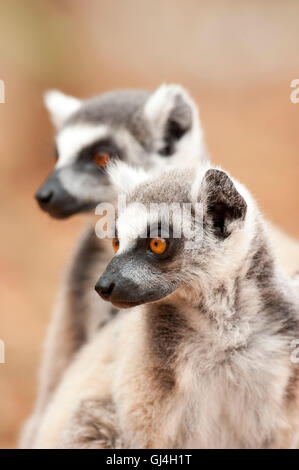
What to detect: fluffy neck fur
<box><xmin>149</xmin><ymin>215</ymin><xmax>297</xmax><ymax>349</ymax></box>
<box><xmin>139</xmin><ymin>216</ymin><xmax>299</xmax><ymax>448</ymax></box>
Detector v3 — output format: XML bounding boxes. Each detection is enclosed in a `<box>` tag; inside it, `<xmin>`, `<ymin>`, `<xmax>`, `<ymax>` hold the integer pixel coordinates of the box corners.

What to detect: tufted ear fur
<box><xmin>107</xmin><ymin>161</ymin><xmax>150</xmax><ymax>195</ymax></box>
<box><xmin>44</xmin><ymin>90</ymin><xmax>81</xmax><ymax>129</ymax></box>
<box><xmin>199</xmin><ymin>169</ymin><xmax>247</xmax><ymax>239</ymax></box>
<box><xmin>143</xmin><ymin>84</ymin><xmax>198</xmax><ymax>157</ymax></box>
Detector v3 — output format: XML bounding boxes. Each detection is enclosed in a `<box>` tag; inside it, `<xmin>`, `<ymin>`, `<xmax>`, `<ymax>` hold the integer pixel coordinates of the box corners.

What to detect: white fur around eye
<box><xmin>56</xmin><ymin>124</ymin><xmax>109</xmax><ymax>169</ymax></box>
<box><xmin>116</xmin><ymin>203</ymin><xmax>149</xmax><ymax>254</ymax></box>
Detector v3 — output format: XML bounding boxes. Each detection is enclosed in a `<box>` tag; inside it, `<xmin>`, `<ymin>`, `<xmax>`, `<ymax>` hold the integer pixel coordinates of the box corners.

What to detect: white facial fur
<box><xmin>116</xmin><ymin>203</ymin><xmax>151</xmax><ymax>254</ymax></box>
<box><xmin>55</xmin><ymin>126</ymin><xmax>149</xmax><ymax>203</ymax></box>
<box><xmin>56</xmin><ymin>166</ymin><xmax>115</xmax><ymax>203</ymax></box>
<box><xmin>107</xmin><ymin>161</ymin><xmax>150</xmax><ymax>195</ymax></box>
<box><xmin>115</xmin><ymin>200</ymin><xmax>193</xmax><ymax>255</ymax></box>
<box><xmin>56</xmin><ymin>124</ymin><xmax>109</xmax><ymax>169</ymax></box>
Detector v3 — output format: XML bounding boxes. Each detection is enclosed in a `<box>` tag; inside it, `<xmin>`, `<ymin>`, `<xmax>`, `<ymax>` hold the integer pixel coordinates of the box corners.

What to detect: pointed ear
<box><xmin>200</xmin><ymin>169</ymin><xmax>247</xmax><ymax>238</ymax></box>
<box><xmin>143</xmin><ymin>84</ymin><xmax>197</xmax><ymax>156</ymax></box>
<box><xmin>107</xmin><ymin>161</ymin><xmax>150</xmax><ymax>195</ymax></box>
<box><xmin>43</xmin><ymin>90</ymin><xmax>81</xmax><ymax>129</ymax></box>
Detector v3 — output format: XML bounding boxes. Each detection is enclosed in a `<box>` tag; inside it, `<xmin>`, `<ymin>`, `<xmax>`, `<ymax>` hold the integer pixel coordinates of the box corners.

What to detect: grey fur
<box><xmin>66</xmin><ymin>90</ymin><xmax>151</xmax><ymax>148</ymax></box>
<box><xmin>88</xmin><ymin>165</ymin><xmax>299</xmax><ymax>448</ymax></box>
<box><xmin>67</xmin><ymin>90</ymin><xmax>149</xmax><ymax>126</ymax></box>
<box><xmin>68</xmin><ymin>228</ymin><xmax>110</xmax><ymax>339</ymax></box>
<box><xmin>145</xmin><ymin>303</ymin><xmax>192</xmax><ymax>396</ymax></box>
<box><xmin>21</xmin><ymin>85</ymin><xmax>202</xmax><ymax>448</ymax></box>
<box><xmin>24</xmin><ymin>82</ymin><xmax>299</xmax><ymax>448</ymax></box>
<box><xmin>30</xmin><ymin>164</ymin><xmax>299</xmax><ymax>449</ymax></box>
<box><xmin>62</xmin><ymin>398</ymin><xmax>122</xmax><ymax>449</ymax></box>
<box><xmin>67</xmin><ymin>90</ymin><xmax>193</xmax><ymax>154</ymax></box>
<box><xmin>128</xmin><ymin>168</ymin><xmax>195</xmax><ymax>205</ymax></box>
<box><xmin>19</xmin><ymin>227</ymin><xmax>113</xmax><ymax>448</ymax></box>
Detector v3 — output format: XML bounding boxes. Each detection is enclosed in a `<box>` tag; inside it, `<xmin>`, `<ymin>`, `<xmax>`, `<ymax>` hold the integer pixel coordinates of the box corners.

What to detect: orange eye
<box><xmin>93</xmin><ymin>152</ymin><xmax>110</xmax><ymax>168</ymax></box>
<box><xmin>112</xmin><ymin>237</ymin><xmax>119</xmax><ymax>253</ymax></box>
<box><xmin>149</xmin><ymin>238</ymin><xmax>167</xmax><ymax>255</ymax></box>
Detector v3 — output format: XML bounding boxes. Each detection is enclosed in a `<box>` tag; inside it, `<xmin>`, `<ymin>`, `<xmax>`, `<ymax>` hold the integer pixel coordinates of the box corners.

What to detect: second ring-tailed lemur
<box><xmin>34</xmin><ymin>162</ymin><xmax>299</xmax><ymax>449</ymax></box>
<box><xmin>21</xmin><ymin>84</ymin><xmax>206</xmax><ymax>447</ymax></box>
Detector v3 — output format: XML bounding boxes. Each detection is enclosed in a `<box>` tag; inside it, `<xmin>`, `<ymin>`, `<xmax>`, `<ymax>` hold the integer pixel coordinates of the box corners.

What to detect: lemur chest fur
<box><xmin>138</xmin><ymin>289</ymin><xmax>297</xmax><ymax>448</ymax></box>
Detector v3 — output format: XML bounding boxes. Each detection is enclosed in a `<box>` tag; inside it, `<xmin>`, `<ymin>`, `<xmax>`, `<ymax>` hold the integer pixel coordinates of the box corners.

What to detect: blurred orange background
<box><xmin>0</xmin><ymin>0</ymin><xmax>298</xmax><ymax>448</ymax></box>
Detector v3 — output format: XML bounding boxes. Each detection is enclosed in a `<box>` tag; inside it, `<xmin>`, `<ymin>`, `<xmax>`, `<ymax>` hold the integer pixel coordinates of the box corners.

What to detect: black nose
<box><xmin>95</xmin><ymin>279</ymin><xmax>115</xmax><ymax>299</ymax></box>
<box><xmin>35</xmin><ymin>189</ymin><xmax>53</xmax><ymax>206</ymax></box>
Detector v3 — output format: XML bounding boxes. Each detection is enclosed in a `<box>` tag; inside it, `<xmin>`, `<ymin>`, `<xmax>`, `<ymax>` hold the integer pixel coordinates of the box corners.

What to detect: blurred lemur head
<box><xmin>35</xmin><ymin>85</ymin><xmax>207</xmax><ymax>219</ymax></box>
<box><xmin>95</xmin><ymin>161</ymin><xmax>254</xmax><ymax>309</ymax></box>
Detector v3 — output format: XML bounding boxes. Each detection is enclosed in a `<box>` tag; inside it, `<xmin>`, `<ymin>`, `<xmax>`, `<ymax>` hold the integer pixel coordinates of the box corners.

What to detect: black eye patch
<box><xmin>132</xmin><ymin>231</ymin><xmax>182</xmax><ymax>263</ymax></box>
<box><xmin>78</xmin><ymin>138</ymin><xmax>123</xmax><ymax>162</ymax></box>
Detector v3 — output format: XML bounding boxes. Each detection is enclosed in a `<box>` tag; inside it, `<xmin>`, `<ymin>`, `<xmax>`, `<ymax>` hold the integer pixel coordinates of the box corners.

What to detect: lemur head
<box><xmin>35</xmin><ymin>85</ymin><xmax>205</xmax><ymax>218</ymax></box>
<box><xmin>95</xmin><ymin>162</ymin><xmax>255</xmax><ymax>308</ymax></box>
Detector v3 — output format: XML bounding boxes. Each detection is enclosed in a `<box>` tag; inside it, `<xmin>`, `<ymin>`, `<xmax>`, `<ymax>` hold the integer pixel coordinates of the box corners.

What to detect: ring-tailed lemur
<box><xmin>33</xmin><ymin>162</ymin><xmax>299</xmax><ymax>448</ymax></box>
<box><xmin>35</xmin><ymin>86</ymin><xmax>205</xmax><ymax>218</ymax></box>
<box><xmin>20</xmin><ymin>84</ymin><xmax>206</xmax><ymax>447</ymax></box>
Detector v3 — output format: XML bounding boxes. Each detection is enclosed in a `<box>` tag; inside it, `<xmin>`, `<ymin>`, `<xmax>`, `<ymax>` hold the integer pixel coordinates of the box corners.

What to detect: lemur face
<box><xmin>95</xmin><ymin>164</ymin><xmax>249</xmax><ymax>308</ymax></box>
<box><xmin>35</xmin><ymin>86</ymin><xmax>205</xmax><ymax>219</ymax></box>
